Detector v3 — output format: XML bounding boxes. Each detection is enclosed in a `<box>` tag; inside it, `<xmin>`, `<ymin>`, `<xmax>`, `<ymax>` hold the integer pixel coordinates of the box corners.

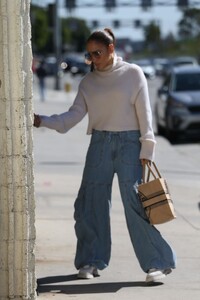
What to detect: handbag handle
<box><xmin>142</xmin><ymin>162</ymin><xmax>162</xmax><ymax>183</ymax></box>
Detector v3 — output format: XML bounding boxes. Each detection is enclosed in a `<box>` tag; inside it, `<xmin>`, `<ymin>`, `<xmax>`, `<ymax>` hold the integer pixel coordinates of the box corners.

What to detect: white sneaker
<box><xmin>77</xmin><ymin>265</ymin><xmax>99</xmax><ymax>279</ymax></box>
<box><xmin>146</xmin><ymin>268</ymin><xmax>172</xmax><ymax>283</ymax></box>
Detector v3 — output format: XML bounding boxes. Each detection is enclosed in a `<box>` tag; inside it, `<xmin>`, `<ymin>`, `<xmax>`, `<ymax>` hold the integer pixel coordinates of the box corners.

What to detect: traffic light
<box><xmin>141</xmin><ymin>0</ymin><xmax>152</xmax><ymax>9</ymax></box>
<box><xmin>113</xmin><ymin>20</ymin><xmax>120</xmax><ymax>28</ymax></box>
<box><xmin>48</xmin><ymin>4</ymin><xmax>55</xmax><ymax>28</ymax></box>
<box><xmin>65</xmin><ymin>0</ymin><xmax>76</xmax><ymax>11</ymax></box>
<box><xmin>92</xmin><ymin>20</ymin><xmax>99</xmax><ymax>28</ymax></box>
<box><xmin>134</xmin><ymin>19</ymin><xmax>142</xmax><ymax>28</ymax></box>
<box><xmin>104</xmin><ymin>0</ymin><xmax>116</xmax><ymax>11</ymax></box>
<box><xmin>177</xmin><ymin>0</ymin><xmax>189</xmax><ymax>7</ymax></box>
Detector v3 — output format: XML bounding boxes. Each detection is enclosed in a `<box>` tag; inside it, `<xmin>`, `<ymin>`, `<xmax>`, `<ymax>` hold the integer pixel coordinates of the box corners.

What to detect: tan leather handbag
<box><xmin>138</xmin><ymin>162</ymin><xmax>176</xmax><ymax>225</ymax></box>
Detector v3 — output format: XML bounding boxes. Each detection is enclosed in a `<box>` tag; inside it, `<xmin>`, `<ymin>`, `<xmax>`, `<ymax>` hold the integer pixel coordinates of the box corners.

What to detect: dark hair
<box><xmin>87</xmin><ymin>28</ymin><xmax>116</xmax><ymax>72</ymax></box>
<box><xmin>87</xmin><ymin>27</ymin><xmax>116</xmax><ymax>47</ymax></box>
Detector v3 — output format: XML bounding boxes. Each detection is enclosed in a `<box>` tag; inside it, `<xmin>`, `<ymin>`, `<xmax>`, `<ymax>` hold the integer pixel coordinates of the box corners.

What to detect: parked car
<box><xmin>63</xmin><ymin>53</ymin><xmax>90</xmax><ymax>76</ymax></box>
<box><xmin>70</xmin><ymin>59</ymin><xmax>90</xmax><ymax>76</ymax></box>
<box><xmin>152</xmin><ymin>57</ymin><xmax>171</xmax><ymax>76</ymax></box>
<box><xmin>132</xmin><ymin>59</ymin><xmax>156</xmax><ymax>79</ymax></box>
<box><xmin>162</xmin><ymin>56</ymin><xmax>199</xmax><ymax>77</ymax></box>
<box><xmin>44</xmin><ymin>56</ymin><xmax>58</xmax><ymax>75</ymax></box>
<box><xmin>63</xmin><ymin>53</ymin><xmax>81</xmax><ymax>72</ymax></box>
<box><xmin>40</xmin><ymin>56</ymin><xmax>65</xmax><ymax>76</ymax></box>
<box><xmin>171</xmin><ymin>56</ymin><xmax>199</xmax><ymax>67</ymax></box>
<box><xmin>155</xmin><ymin>65</ymin><xmax>200</xmax><ymax>141</ymax></box>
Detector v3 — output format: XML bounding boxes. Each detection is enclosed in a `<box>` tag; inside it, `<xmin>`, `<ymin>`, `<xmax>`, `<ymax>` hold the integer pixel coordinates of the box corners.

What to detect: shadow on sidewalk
<box><xmin>37</xmin><ymin>275</ymin><xmax>163</xmax><ymax>295</ymax></box>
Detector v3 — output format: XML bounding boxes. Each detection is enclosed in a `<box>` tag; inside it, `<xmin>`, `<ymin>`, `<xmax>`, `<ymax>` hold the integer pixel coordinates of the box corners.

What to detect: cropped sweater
<box><xmin>40</xmin><ymin>55</ymin><xmax>156</xmax><ymax>161</ymax></box>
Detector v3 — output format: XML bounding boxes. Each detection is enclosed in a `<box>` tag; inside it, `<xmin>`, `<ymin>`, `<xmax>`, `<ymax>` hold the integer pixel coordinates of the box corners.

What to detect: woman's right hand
<box><xmin>34</xmin><ymin>114</ymin><xmax>41</xmax><ymax>128</ymax></box>
<box><xmin>140</xmin><ymin>159</ymin><xmax>151</xmax><ymax>166</ymax></box>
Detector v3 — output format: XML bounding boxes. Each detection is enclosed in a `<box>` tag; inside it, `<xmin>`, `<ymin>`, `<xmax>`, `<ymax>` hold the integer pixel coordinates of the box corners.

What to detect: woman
<box><xmin>34</xmin><ymin>28</ymin><xmax>176</xmax><ymax>282</ymax></box>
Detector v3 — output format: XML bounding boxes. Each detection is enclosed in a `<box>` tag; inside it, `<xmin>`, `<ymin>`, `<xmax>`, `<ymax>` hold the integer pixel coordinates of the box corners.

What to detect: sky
<box><xmin>31</xmin><ymin>0</ymin><xmax>200</xmax><ymax>41</ymax></box>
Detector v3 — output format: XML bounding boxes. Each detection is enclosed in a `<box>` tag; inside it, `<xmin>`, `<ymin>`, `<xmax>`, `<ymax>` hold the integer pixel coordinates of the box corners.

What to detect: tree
<box><xmin>31</xmin><ymin>5</ymin><xmax>50</xmax><ymax>53</ymax></box>
<box><xmin>62</xmin><ymin>17</ymin><xmax>91</xmax><ymax>52</ymax></box>
<box><xmin>143</xmin><ymin>21</ymin><xmax>161</xmax><ymax>52</ymax></box>
<box><xmin>31</xmin><ymin>3</ymin><xmax>91</xmax><ymax>55</ymax></box>
<box><xmin>178</xmin><ymin>8</ymin><xmax>200</xmax><ymax>39</ymax></box>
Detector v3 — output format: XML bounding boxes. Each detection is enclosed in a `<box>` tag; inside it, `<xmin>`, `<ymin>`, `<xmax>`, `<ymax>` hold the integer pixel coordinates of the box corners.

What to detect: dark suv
<box><xmin>155</xmin><ymin>65</ymin><xmax>200</xmax><ymax>141</ymax></box>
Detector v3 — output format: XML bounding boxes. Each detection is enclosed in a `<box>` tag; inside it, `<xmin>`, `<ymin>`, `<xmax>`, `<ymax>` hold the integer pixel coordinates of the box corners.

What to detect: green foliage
<box><xmin>176</xmin><ymin>8</ymin><xmax>200</xmax><ymax>59</ymax></box>
<box><xmin>31</xmin><ymin>4</ymin><xmax>90</xmax><ymax>55</ymax></box>
<box><xmin>144</xmin><ymin>21</ymin><xmax>161</xmax><ymax>43</ymax></box>
<box><xmin>61</xmin><ymin>17</ymin><xmax>91</xmax><ymax>52</ymax></box>
<box><xmin>178</xmin><ymin>8</ymin><xmax>200</xmax><ymax>39</ymax></box>
<box><xmin>31</xmin><ymin>6</ymin><xmax>50</xmax><ymax>53</ymax></box>
<box><xmin>141</xmin><ymin>8</ymin><xmax>200</xmax><ymax>60</ymax></box>
<box><xmin>143</xmin><ymin>21</ymin><xmax>162</xmax><ymax>53</ymax></box>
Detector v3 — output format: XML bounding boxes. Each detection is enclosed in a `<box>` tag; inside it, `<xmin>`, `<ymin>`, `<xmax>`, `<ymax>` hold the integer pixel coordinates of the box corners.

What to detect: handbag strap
<box><xmin>142</xmin><ymin>162</ymin><xmax>162</xmax><ymax>183</ymax></box>
<box><xmin>142</xmin><ymin>162</ymin><xmax>151</xmax><ymax>183</ymax></box>
<box><xmin>151</xmin><ymin>162</ymin><xmax>162</xmax><ymax>178</ymax></box>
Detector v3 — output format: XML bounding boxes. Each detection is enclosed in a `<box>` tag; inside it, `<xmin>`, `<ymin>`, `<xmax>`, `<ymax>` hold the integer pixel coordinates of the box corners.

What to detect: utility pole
<box><xmin>0</xmin><ymin>0</ymin><xmax>36</xmax><ymax>299</ymax></box>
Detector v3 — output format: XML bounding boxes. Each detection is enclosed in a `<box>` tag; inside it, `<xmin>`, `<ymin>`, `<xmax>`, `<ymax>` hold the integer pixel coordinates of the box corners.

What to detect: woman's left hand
<box><xmin>33</xmin><ymin>114</ymin><xmax>41</xmax><ymax>128</ymax></box>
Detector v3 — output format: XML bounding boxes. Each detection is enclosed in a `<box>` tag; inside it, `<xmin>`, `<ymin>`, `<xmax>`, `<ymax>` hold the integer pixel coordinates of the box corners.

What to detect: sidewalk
<box><xmin>33</xmin><ymin>85</ymin><xmax>200</xmax><ymax>300</ymax></box>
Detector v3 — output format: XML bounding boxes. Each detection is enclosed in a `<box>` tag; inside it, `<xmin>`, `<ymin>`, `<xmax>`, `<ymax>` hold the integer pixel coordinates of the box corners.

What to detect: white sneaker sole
<box><xmin>77</xmin><ymin>272</ymin><xmax>94</xmax><ymax>279</ymax></box>
<box><xmin>146</xmin><ymin>269</ymin><xmax>172</xmax><ymax>283</ymax></box>
<box><xmin>77</xmin><ymin>268</ymin><xmax>99</xmax><ymax>279</ymax></box>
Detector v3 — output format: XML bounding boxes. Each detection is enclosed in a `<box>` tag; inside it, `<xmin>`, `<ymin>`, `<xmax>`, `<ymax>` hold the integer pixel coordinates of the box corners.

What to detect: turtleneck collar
<box><xmin>94</xmin><ymin>54</ymin><xmax>123</xmax><ymax>76</ymax></box>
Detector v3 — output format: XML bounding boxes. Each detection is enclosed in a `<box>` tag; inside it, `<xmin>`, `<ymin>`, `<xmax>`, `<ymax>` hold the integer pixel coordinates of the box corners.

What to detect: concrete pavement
<box><xmin>33</xmin><ymin>79</ymin><xmax>200</xmax><ymax>300</ymax></box>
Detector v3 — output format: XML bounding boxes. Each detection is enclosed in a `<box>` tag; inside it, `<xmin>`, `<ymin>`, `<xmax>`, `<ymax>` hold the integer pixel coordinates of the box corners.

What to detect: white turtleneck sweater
<box><xmin>40</xmin><ymin>56</ymin><xmax>156</xmax><ymax>160</ymax></box>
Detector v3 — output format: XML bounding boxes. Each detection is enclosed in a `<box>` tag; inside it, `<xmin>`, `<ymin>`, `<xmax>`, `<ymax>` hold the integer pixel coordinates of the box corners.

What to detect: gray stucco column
<box><xmin>0</xmin><ymin>0</ymin><xmax>36</xmax><ymax>299</ymax></box>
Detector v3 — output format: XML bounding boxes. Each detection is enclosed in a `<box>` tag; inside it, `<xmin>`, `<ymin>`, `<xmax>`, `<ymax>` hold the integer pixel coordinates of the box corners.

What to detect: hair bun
<box><xmin>104</xmin><ymin>28</ymin><xmax>116</xmax><ymax>45</ymax></box>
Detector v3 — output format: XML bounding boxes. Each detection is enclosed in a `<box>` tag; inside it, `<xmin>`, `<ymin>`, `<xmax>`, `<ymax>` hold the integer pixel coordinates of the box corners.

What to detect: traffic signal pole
<box><xmin>54</xmin><ymin>0</ymin><xmax>61</xmax><ymax>90</ymax></box>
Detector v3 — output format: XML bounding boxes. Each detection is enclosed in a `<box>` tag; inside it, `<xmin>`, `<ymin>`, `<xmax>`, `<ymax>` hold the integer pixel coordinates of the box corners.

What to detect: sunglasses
<box><xmin>84</xmin><ymin>50</ymin><xmax>103</xmax><ymax>62</ymax></box>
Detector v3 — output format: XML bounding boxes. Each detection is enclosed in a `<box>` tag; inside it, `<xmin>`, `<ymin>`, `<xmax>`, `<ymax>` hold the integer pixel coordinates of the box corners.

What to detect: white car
<box><xmin>131</xmin><ymin>59</ymin><xmax>156</xmax><ymax>80</ymax></box>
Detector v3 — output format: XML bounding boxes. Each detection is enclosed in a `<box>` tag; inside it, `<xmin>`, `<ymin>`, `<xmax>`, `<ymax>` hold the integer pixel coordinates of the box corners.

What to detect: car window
<box><xmin>174</xmin><ymin>73</ymin><xmax>200</xmax><ymax>91</ymax></box>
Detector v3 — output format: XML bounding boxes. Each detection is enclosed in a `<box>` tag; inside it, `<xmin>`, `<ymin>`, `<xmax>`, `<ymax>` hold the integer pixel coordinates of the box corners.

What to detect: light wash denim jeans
<box><xmin>74</xmin><ymin>130</ymin><xmax>176</xmax><ymax>272</ymax></box>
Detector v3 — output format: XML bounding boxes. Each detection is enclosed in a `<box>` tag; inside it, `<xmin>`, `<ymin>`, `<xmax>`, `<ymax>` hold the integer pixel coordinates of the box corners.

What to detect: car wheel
<box><xmin>156</xmin><ymin>123</ymin><xmax>165</xmax><ymax>136</ymax></box>
<box><xmin>166</xmin><ymin>125</ymin><xmax>178</xmax><ymax>143</ymax></box>
<box><xmin>165</xmin><ymin>114</ymin><xmax>177</xmax><ymax>143</ymax></box>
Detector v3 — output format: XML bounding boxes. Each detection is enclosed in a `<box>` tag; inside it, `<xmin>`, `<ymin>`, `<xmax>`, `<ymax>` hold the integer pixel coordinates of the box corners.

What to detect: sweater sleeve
<box><xmin>40</xmin><ymin>88</ymin><xmax>87</xmax><ymax>133</ymax></box>
<box><xmin>134</xmin><ymin>69</ymin><xmax>156</xmax><ymax>161</ymax></box>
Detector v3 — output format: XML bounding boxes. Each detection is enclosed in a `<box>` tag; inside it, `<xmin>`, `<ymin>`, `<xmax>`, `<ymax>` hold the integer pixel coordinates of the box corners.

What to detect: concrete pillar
<box><xmin>0</xmin><ymin>0</ymin><xmax>36</xmax><ymax>299</ymax></box>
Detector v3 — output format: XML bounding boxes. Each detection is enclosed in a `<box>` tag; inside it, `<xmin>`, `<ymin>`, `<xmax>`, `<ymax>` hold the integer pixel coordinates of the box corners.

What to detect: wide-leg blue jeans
<box><xmin>74</xmin><ymin>130</ymin><xmax>176</xmax><ymax>272</ymax></box>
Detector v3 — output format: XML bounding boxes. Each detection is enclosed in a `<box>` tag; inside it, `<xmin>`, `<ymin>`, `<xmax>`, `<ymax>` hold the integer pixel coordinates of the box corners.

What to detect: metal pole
<box><xmin>54</xmin><ymin>0</ymin><xmax>61</xmax><ymax>90</ymax></box>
